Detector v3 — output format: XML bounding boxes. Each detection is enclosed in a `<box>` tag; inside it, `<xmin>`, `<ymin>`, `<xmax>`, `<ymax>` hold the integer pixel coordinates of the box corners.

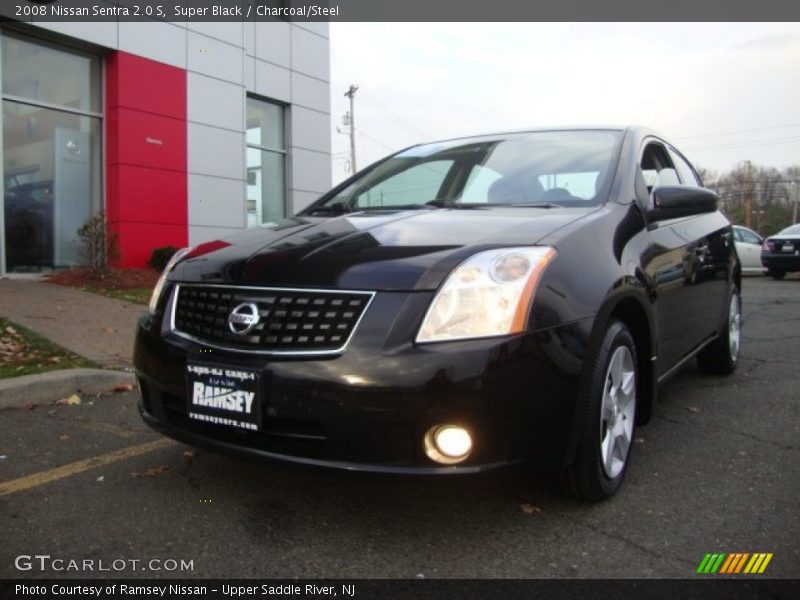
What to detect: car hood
<box><xmin>170</xmin><ymin>206</ymin><xmax>598</xmax><ymax>291</ymax></box>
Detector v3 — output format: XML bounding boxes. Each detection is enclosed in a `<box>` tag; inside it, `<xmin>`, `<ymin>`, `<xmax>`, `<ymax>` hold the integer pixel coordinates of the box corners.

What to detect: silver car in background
<box><xmin>733</xmin><ymin>225</ymin><xmax>763</xmax><ymax>273</ymax></box>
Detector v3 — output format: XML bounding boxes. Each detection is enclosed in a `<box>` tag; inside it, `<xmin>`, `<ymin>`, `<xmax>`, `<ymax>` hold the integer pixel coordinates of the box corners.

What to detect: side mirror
<box><xmin>647</xmin><ymin>185</ymin><xmax>718</xmax><ymax>222</ymax></box>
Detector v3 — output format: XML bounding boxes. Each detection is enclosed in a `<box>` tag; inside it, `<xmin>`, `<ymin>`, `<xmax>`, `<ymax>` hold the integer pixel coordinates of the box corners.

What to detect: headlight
<box><xmin>416</xmin><ymin>246</ymin><xmax>557</xmax><ymax>343</ymax></box>
<box><xmin>148</xmin><ymin>247</ymin><xmax>191</xmax><ymax>314</ymax></box>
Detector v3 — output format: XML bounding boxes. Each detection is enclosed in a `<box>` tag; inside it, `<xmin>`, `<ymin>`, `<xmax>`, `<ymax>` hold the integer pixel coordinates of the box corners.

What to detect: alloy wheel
<box><xmin>729</xmin><ymin>294</ymin><xmax>741</xmax><ymax>362</ymax></box>
<box><xmin>599</xmin><ymin>346</ymin><xmax>636</xmax><ymax>479</ymax></box>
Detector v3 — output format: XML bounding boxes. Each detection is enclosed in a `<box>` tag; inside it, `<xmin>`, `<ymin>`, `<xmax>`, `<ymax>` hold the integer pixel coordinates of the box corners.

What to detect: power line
<box><xmin>674</xmin><ymin>121</ymin><xmax>800</xmax><ymax>141</ymax></box>
<box><xmin>683</xmin><ymin>135</ymin><xmax>800</xmax><ymax>151</ymax></box>
<box><xmin>358</xmin><ymin>90</ymin><xmax>434</xmax><ymax>141</ymax></box>
<box><xmin>357</xmin><ymin>129</ymin><xmax>398</xmax><ymax>153</ymax></box>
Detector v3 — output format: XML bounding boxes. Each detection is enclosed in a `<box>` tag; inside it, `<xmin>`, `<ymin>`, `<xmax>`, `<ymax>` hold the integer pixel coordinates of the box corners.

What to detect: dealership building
<box><xmin>0</xmin><ymin>19</ymin><xmax>332</xmax><ymax>273</ymax></box>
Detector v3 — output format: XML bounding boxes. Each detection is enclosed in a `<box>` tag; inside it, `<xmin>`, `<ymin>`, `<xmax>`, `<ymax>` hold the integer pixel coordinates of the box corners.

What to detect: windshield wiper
<box><xmin>305</xmin><ymin>203</ymin><xmax>353</xmax><ymax>215</ymax></box>
<box><xmin>359</xmin><ymin>202</ymin><xmax>442</xmax><ymax>211</ymax></box>
<box><xmin>510</xmin><ymin>202</ymin><xmax>560</xmax><ymax>209</ymax></box>
<box><xmin>425</xmin><ymin>198</ymin><xmax>456</xmax><ymax>208</ymax></box>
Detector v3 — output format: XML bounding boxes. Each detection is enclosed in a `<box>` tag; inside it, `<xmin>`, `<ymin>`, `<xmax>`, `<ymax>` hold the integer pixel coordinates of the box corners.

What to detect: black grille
<box><xmin>172</xmin><ymin>285</ymin><xmax>373</xmax><ymax>353</ymax></box>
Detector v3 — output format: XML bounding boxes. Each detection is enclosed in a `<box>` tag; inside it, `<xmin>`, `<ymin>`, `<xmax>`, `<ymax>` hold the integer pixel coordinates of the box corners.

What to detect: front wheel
<box><xmin>565</xmin><ymin>320</ymin><xmax>638</xmax><ymax>502</ymax></box>
<box><xmin>769</xmin><ymin>270</ymin><xmax>786</xmax><ymax>280</ymax></box>
<box><xmin>697</xmin><ymin>286</ymin><xmax>741</xmax><ymax>375</ymax></box>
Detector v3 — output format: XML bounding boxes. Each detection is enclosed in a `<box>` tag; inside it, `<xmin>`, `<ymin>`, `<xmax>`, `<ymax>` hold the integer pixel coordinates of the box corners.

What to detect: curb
<box><xmin>0</xmin><ymin>368</ymin><xmax>136</xmax><ymax>409</ymax></box>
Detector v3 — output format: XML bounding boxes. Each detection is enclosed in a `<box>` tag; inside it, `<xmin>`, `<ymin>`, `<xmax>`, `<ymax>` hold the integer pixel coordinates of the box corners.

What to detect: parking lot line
<box><xmin>0</xmin><ymin>438</ymin><xmax>174</xmax><ymax>497</ymax></box>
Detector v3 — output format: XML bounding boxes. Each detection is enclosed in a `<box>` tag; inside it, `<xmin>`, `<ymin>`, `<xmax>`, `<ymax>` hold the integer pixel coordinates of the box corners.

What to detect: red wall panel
<box><xmin>114</xmin><ymin>223</ymin><xmax>187</xmax><ymax>268</ymax></box>
<box><xmin>107</xmin><ymin>107</ymin><xmax>186</xmax><ymax>172</ymax></box>
<box><xmin>106</xmin><ymin>51</ymin><xmax>187</xmax><ymax>267</ymax></box>
<box><xmin>106</xmin><ymin>52</ymin><xmax>186</xmax><ymax>120</ymax></box>
<box><xmin>113</xmin><ymin>165</ymin><xmax>187</xmax><ymax>225</ymax></box>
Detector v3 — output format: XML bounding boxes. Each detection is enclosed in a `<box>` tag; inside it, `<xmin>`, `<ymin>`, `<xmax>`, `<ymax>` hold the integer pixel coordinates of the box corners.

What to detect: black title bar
<box><xmin>2</xmin><ymin>0</ymin><xmax>800</xmax><ymax>22</ymax></box>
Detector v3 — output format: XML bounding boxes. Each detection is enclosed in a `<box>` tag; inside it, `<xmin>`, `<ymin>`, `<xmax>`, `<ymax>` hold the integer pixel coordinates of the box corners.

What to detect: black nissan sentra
<box><xmin>135</xmin><ymin>127</ymin><xmax>741</xmax><ymax>501</ymax></box>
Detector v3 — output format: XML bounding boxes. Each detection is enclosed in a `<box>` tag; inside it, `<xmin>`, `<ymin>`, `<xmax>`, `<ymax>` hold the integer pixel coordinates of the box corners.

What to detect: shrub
<box><xmin>149</xmin><ymin>246</ymin><xmax>180</xmax><ymax>272</ymax></box>
<box><xmin>76</xmin><ymin>214</ymin><xmax>119</xmax><ymax>279</ymax></box>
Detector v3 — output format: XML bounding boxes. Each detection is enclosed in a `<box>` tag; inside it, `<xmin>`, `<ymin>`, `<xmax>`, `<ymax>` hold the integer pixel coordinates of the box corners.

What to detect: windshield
<box><xmin>310</xmin><ymin>130</ymin><xmax>622</xmax><ymax>212</ymax></box>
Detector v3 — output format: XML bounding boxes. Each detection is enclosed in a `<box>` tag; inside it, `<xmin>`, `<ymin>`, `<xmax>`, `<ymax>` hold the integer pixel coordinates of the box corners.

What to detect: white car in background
<box><xmin>733</xmin><ymin>225</ymin><xmax>764</xmax><ymax>273</ymax></box>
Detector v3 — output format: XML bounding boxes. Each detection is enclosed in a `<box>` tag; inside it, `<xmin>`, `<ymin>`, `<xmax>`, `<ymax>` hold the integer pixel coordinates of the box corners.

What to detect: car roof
<box><xmin>411</xmin><ymin>125</ymin><xmax>666</xmax><ymax>148</ymax></box>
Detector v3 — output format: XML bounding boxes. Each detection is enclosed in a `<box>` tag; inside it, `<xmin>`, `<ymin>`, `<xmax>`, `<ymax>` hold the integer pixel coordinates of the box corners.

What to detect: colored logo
<box><xmin>696</xmin><ymin>552</ymin><xmax>773</xmax><ymax>574</ymax></box>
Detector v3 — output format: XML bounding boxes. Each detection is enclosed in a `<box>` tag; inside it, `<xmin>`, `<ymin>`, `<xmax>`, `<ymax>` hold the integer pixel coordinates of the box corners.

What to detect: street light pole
<box><xmin>344</xmin><ymin>85</ymin><xmax>358</xmax><ymax>173</ymax></box>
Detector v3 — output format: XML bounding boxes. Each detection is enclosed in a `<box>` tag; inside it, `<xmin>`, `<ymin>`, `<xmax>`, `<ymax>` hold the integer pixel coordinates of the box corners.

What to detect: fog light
<box><xmin>424</xmin><ymin>425</ymin><xmax>473</xmax><ymax>465</ymax></box>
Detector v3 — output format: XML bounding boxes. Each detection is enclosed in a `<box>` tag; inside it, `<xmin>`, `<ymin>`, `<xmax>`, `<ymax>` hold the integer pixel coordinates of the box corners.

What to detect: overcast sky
<box><xmin>329</xmin><ymin>22</ymin><xmax>800</xmax><ymax>184</ymax></box>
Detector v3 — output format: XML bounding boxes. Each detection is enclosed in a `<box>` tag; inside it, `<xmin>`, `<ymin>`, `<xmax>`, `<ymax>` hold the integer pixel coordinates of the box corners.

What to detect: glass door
<box><xmin>1</xmin><ymin>33</ymin><xmax>101</xmax><ymax>273</ymax></box>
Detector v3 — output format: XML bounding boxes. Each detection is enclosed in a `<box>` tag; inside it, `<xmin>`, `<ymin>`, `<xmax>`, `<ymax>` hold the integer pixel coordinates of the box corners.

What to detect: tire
<box><xmin>697</xmin><ymin>286</ymin><xmax>741</xmax><ymax>375</ymax></box>
<box><xmin>770</xmin><ymin>271</ymin><xmax>786</xmax><ymax>280</ymax></box>
<box><xmin>565</xmin><ymin>320</ymin><xmax>638</xmax><ymax>502</ymax></box>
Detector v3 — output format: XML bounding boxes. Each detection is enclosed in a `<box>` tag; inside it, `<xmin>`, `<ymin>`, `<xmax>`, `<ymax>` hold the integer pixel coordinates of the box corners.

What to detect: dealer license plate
<box><xmin>186</xmin><ymin>363</ymin><xmax>260</xmax><ymax>431</ymax></box>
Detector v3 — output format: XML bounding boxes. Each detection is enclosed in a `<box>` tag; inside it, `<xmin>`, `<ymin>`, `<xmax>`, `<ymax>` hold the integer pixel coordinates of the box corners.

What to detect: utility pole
<box><xmin>744</xmin><ymin>160</ymin><xmax>753</xmax><ymax>229</ymax></box>
<box><xmin>344</xmin><ymin>84</ymin><xmax>358</xmax><ymax>173</ymax></box>
<box><xmin>791</xmin><ymin>181</ymin><xmax>799</xmax><ymax>224</ymax></box>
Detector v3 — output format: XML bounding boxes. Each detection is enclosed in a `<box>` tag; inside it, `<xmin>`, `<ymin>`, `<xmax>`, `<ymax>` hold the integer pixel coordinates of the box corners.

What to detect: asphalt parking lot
<box><xmin>1</xmin><ymin>276</ymin><xmax>798</xmax><ymax>580</ymax></box>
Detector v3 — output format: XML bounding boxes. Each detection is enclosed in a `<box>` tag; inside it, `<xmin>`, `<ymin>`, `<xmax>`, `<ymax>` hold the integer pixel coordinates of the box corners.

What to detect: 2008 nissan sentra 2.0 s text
<box><xmin>135</xmin><ymin>127</ymin><xmax>742</xmax><ymax>502</ymax></box>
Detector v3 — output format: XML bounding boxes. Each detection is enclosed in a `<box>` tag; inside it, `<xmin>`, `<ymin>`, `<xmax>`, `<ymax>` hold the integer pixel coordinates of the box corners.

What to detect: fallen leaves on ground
<box><xmin>56</xmin><ymin>394</ymin><xmax>81</xmax><ymax>406</ymax></box>
<box><xmin>46</xmin><ymin>267</ymin><xmax>160</xmax><ymax>290</ymax></box>
<box><xmin>0</xmin><ymin>327</ymin><xmax>28</xmax><ymax>360</ymax></box>
<box><xmin>183</xmin><ymin>451</ymin><xmax>198</xmax><ymax>461</ymax></box>
<box><xmin>102</xmin><ymin>326</ymin><xmax>116</xmax><ymax>334</ymax></box>
<box><xmin>130</xmin><ymin>465</ymin><xmax>171</xmax><ymax>479</ymax></box>
<box><xmin>1</xmin><ymin>318</ymin><xmax>89</xmax><ymax>376</ymax></box>
<box><xmin>111</xmin><ymin>382</ymin><xmax>134</xmax><ymax>393</ymax></box>
<box><xmin>520</xmin><ymin>503</ymin><xmax>542</xmax><ymax>514</ymax></box>
<box><xmin>687</xmin><ymin>406</ymin><xmax>701</xmax><ymax>413</ymax></box>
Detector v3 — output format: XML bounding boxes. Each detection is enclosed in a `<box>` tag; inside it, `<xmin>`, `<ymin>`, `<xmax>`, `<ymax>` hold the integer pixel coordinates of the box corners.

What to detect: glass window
<box><xmin>246</xmin><ymin>97</ymin><xmax>284</xmax><ymax>150</ymax></box>
<box><xmin>2</xmin><ymin>35</ymin><xmax>101</xmax><ymax>113</ymax></box>
<box><xmin>668</xmin><ymin>147</ymin><xmax>701</xmax><ymax>187</ymax></box>
<box><xmin>2</xmin><ymin>34</ymin><xmax>102</xmax><ymax>273</ymax></box>
<box><xmin>779</xmin><ymin>224</ymin><xmax>800</xmax><ymax>236</ymax></box>
<box><xmin>538</xmin><ymin>171</ymin><xmax>599</xmax><ymax>201</ymax></box>
<box><xmin>246</xmin><ymin>97</ymin><xmax>286</xmax><ymax>226</ymax></box>
<box><xmin>640</xmin><ymin>142</ymin><xmax>677</xmax><ymax>191</ymax></box>
<box><xmin>355</xmin><ymin>160</ymin><xmax>453</xmax><ymax>208</ymax></box>
<box><xmin>315</xmin><ymin>130</ymin><xmax>621</xmax><ymax>211</ymax></box>
<box><xmin>460</xmin><ymin>165</ymin><xmax>501</xmax><ymax>203</ymax></box>
<box><xmin>738</xmin><ymin>228</ymin><xmax>761</xmax><ymax>245</ymax></box>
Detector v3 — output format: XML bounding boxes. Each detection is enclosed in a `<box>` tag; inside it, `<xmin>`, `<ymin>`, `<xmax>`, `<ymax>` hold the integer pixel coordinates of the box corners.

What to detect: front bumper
<box><xmin>134</xmin><ymin>290</ymin><xmax>591</xmax><ymax>474</ymax></box>
<box><xmin>762</xmin><ymin>252</ymin><xmax>800</xmax><ymax>272</ymax></box>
